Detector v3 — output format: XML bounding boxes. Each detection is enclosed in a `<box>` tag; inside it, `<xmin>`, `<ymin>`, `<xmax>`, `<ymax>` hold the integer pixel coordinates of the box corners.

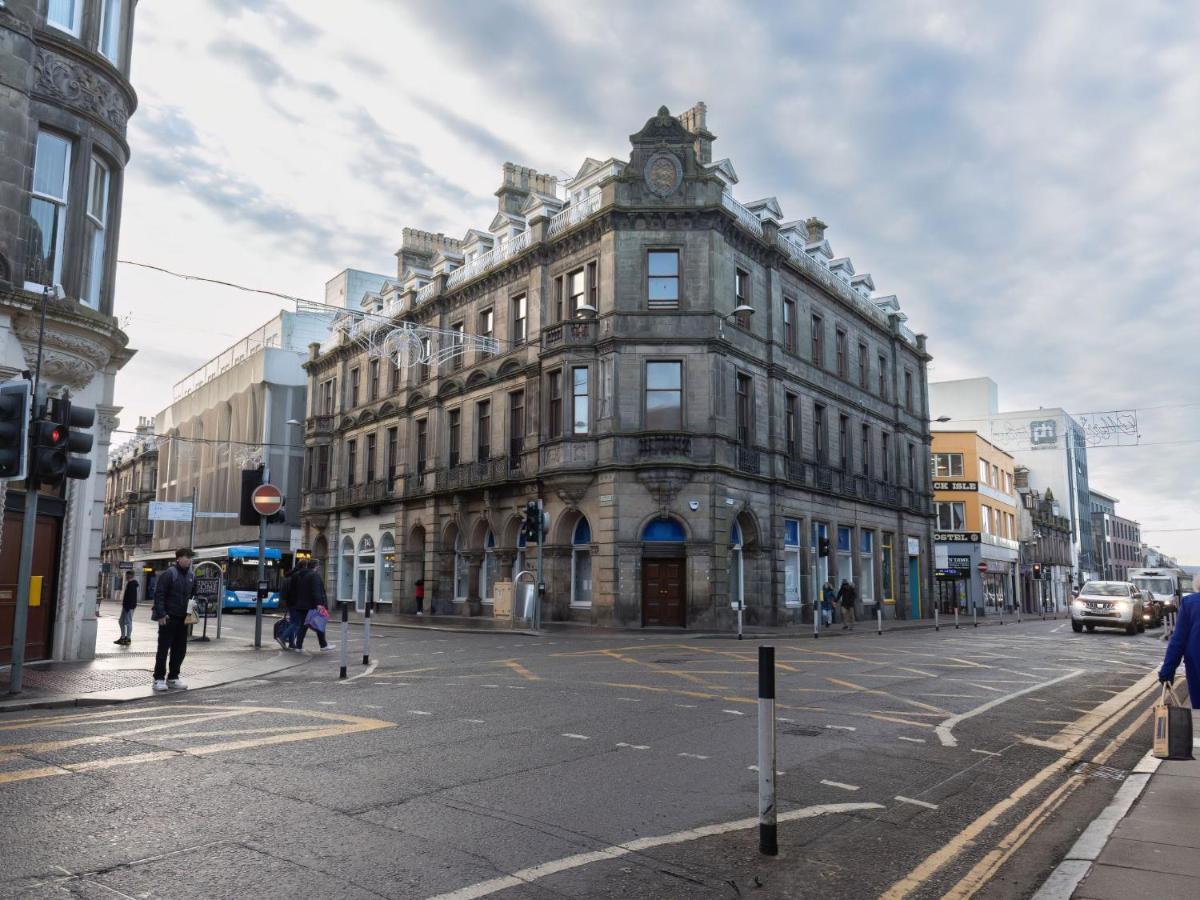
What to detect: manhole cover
<box><xmin>783</xmin><ymin>726</ymin><xmax>823</xmax><ymax>737</ymax></box>
<box><xmin>1073</xmin><ymin>762</ymin><xmax>1127</xmax><ymax>781</ymax></box>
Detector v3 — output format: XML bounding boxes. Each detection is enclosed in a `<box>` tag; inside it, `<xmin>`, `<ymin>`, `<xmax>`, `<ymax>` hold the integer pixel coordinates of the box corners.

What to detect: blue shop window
<box><xmin>784</xmin><ymin>519</ymin><xmax>800</xmax><ymax>547</ymax></box>
<box><xmin>837</xmin><ymin>527</ymin><xmax>852</xmax><ymax>553</ymax></box>
<box><xmin>574</xmin><ymin>517</ymin><xmax>591</xmax><ymax>545</ymax></box>
<box><xmin>643</xmin><ymin>518</ymin><xmax>686</xmax><ymax>542</ymax></box>
<box><xmin>860</xmin><ymin>531</ymin><xmax>873</xmax><ymax>554</ymax></box>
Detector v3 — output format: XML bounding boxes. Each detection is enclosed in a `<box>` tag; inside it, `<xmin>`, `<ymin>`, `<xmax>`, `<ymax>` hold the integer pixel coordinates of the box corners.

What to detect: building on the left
<box><xmin>1</xmin><ymin>0</ymin><xmax>138</xmax><ymax>664</ymax></box>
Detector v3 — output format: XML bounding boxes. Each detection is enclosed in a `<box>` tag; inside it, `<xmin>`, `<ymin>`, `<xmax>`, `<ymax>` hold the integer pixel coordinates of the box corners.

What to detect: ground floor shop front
<box><xmin>305</xmin><ymin>469</ymin><xmax>936</xmax><ymax>630</ymax></box>
<box><xmin>934</xmin><ymin>536</ymin><xmax>1020</xmax><ymax>615</ymax></box>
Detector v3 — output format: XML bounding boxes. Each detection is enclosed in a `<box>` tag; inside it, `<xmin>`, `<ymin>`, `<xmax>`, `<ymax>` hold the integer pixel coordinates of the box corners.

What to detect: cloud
<box><xmin>208</xmin><ymin>37</ymin><xmax>338</xmax><ymax>101</ymax></box>
<box><xmin>204</xmin><ymin>0</ymin><xmax>320</xmax><ymax>43</ymax></box>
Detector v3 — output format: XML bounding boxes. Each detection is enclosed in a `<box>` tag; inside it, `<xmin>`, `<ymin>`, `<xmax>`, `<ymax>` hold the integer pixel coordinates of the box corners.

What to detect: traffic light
<box><xmin>522</xmin><ymin>500</ymin><xmax>541</xmax><ymax>544</ymax></box>
<box><xmin>0</xmin><ymin>380</ymin><xmax>32</xmax><ymax>480</ymax></box>
<box><xmin>30</xmin><ymin>415</ymin><xmax>67</xmax><ymax>485</ymax></box>
<box><xmin>1032</xmin><ymin>563</ymin><xmax>1042</xmax><ymax>580</ymax></box>
<box><xmin>240</xmin><ymin>466</ymin><xmax>263</xmax><ymax>526</ymax></box>
<box><xmin>818</xmin><ymin>536</ymin><xmax>830</xmax><ymax>558</ymax></box>
<box><xmin>50</xmin><ymin>396</ymin><xmax>95</xmax><ymax>481</ymax></box>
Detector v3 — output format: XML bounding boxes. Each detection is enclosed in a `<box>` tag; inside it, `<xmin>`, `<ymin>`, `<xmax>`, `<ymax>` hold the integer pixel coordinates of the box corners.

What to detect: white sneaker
<box><xmin>166</xmin><ymin>678</ymin><xmax>188</xmax><ymax>690</ymax></box>
<box><xmin>319</xmin><ymin>644</ymin><xmax>334</xmax><ymax>652</ymax></box>
<box><xmin>416</xmin><ymin>611</ymin><xmax>423</xmax><ymax>616</ymax></box>
<box><xmin>153</xmin><ymin>679</ymin><xmax>168</xmax><ymax>692</ymax></box>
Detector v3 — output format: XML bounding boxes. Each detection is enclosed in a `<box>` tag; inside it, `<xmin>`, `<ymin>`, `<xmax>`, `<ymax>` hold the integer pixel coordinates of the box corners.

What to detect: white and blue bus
<box><xmin>132</xmin><ymin>545</ymin><xmax>288</xmax><ymax>611</ymax></box>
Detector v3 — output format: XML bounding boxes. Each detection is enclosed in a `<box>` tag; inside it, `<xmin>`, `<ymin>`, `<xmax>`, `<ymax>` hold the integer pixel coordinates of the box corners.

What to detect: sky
<box><xmin>111</xmin><ymin>0</ymin><xmax>1199</xmax><ymax>563</ymax></box>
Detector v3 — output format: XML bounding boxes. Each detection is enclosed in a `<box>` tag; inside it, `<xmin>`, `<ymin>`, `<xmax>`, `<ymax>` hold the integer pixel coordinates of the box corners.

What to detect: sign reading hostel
<box><xmin>935</xmin><ymin>532</ymin><xmax>982</xmax><ymax>543</ymax></box>
<box><xmin>933</xmin><ymin>480</ymin><xmax>979</xmax><ymax>492</ymax></box>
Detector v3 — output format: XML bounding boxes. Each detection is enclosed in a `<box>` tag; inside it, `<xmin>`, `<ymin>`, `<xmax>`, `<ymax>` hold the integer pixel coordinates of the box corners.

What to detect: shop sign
<box><xmin>907</xmin><ymin>537</ymin><xmax>920</xmax><ymax>556</ymax></box>
<box><xmin>933</xmin><ymin>480</ymin><xmax>979</xmax><ymax>492</ymax></box>
<box><xmin>936</xmin><ymin>568</ymin><xmax>967</xmax><ymax>579</ymax></box>
<box><xmin>948</xmin><ymin>555</ymin><xmax>971</xmax><ymax>568</ymax></box>
<box><xmin>935</xmin><ymin>532</ymin><xmax>981</xmax><ymax>543</ymax></box>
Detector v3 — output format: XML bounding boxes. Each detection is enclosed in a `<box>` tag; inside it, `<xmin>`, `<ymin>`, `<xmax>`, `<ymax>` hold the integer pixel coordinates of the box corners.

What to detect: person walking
<box><xmin>276</xmin><ymin>565</ymin><xmax>297</xmax><ymax>649</ymax></box>
<box><xmin>1158</xmin><ymin>574</ymin><xmax>1200</xmax><ymax>707</ymax></box>
<box><xmin>291</xmin><ymin>560</ymin><xmax>331</xmax><ymax>652</ymax></box>
<box><xmin>837</xmin><ymin>579</ymin><xmax>858</xmax><ymax>630</ymax></box>
<box><xmin>115</xmin><ymin>571</ymin><xmax>138</xmax><ymax>644</ymax></box>
<box><xmin>821</xmin><ymin>581</ymin><xmax>835</xmax><ymax>628</ymax></box>
<box><xmin>414</xmin><ymin>578</ymin><xmax>425</xmax><ymax>616</ymax></box>
<box><xmin>152</xmin><ymin>548</ymin><xmax>196</xmax><ymax>691</ymax></box>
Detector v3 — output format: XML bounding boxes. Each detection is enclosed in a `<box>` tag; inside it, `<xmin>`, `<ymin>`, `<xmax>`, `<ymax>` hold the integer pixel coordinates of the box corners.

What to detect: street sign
<box><xmin>118</xmin><ymin>561</ymin><xmax>133</xmax><ymax>570</ymax></box>
<box><xmin>250</xmin><ymin>483</ymin><xmax>283</xmax><ymax>516</ymax></box>
<box><xmin>195</xmin><ymin>511</ymin><xmax>239</xmax><ymax>519</ymax></box>
<box><xmin>148</xmin><ymin>500</ymin><xmax>193</xmax><ymax>522</ymax></box>
<box><xmin>977</xmin><ymin>562</ymin><xmax>989</xmax><ymax>573</ymax></box>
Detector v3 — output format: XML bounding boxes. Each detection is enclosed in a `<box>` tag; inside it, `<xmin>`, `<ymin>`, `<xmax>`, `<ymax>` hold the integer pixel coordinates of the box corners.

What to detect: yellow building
<box><xmin>931</xmin><ymin>432</ymin><xmax>1020</xmax><ymax>614</ymax></box>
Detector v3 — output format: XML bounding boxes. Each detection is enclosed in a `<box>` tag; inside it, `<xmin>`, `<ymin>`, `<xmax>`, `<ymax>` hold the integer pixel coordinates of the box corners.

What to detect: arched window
<box><xmin>339</xmin><ymin>536</ymin><xmax>355</xmax><ymax>601</ymax></box>
<box><xmin>641</xmin><ymin>518</ymin><xmax>686</xmax><ymax>542</ymax></box>
<box><xmin>513</xmin><ymin>530</ymin><xmax>527</xmax><ymax>584</ymax></box>
<box><xmin>357</xmin><ymin>535</ymin><xmax>376</xmax><ymax>612</ymax></box>
<box><xmin>571</xmin><ymin>517</ymin><xmax>592</xmax><ymax>607</ymax></box>
<box><xmin>730</xmin><ymin>522</ymin><xmax>744</xmax><ymax>610</ymax></box>
<box><xmin>378</xmin><ymin>532</ymin><xmax>395</xmax><ymax>605</ymax></box>
<box><xmin>480</xmin><ymin>530</ymin><xmax>497</xmax><ymax>603</ymax></box>
<box><xmin>454</xmin><ymin>534</ymin><xmax>469</xmax><ymax>600</ymax></box>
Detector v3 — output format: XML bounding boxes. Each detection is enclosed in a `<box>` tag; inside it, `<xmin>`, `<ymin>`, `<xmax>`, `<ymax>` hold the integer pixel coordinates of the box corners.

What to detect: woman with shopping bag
<box><xmin>1155</xmin><ymin>573</ymin><xmax>1199</xmax><ymax>759</ymax></box>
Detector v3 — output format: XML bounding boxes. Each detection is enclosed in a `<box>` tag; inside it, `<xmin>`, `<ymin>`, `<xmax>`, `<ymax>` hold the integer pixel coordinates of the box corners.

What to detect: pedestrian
<box><xmin>151</xmin><ymin>548</ymin><xmax>196</xmax><ymax>692</ymax></box>
<box><xmin>414</xmin><ymin>578</ymin><xmax>425</xmax><ymax>616</ymax></box>
<box><xmin>115</xmin><ymin>571</ymin><xmax>138</xmax><ymax>644</ymax></box>
<box><xmin>291</xmin><ymin>560</ymin><xmax>331</xmax><ymax>652</ymax></box>
<box><xmin>1158</xmin><ymin>573</ymin><xmax>1200</xmax><ymax>708</ymax></box>
<box><xmin>820</xmin><ymin>581</ymin><xmax>835</xmax><ymax>628</ymax></box>
<box><xmin>837</xmin><ymin>579</ymin><xmax>857</xmax><ymax>630</ymax></box>
<box><xmin>276</xmin><ymin>565</ymin><xmax>297</xmax><ymax>649</ymax></box>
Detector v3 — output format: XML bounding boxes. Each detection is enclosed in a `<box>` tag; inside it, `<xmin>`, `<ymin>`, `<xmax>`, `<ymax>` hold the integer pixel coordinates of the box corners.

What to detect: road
<box><xmin>0</xmin><ymin>615</ymin><xmax>1172</xmax><ymax>899</ymax></box>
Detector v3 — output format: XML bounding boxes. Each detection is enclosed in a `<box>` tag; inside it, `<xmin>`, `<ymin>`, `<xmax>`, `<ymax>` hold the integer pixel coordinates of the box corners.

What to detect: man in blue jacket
<box><xmin>1158</xmin><ymin>574</ymin><xmax>1200</xmax><ymax>708</ymax></box>
<box><xmin>152</xmin><ymin>548</ymin><xmax>196</xmax><ymax>692</ymax></box>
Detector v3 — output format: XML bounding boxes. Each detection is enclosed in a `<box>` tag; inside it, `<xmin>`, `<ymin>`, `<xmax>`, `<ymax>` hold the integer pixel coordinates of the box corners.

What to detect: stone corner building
<box><xmin>1</xmin><ymin>0</ymin><xmax>137</xmax><ymax>663</ymax></box>
<box><xmin>302</xmin><ymin>104</ymin><xmax>935</xmax><ymax>630</ymax></box>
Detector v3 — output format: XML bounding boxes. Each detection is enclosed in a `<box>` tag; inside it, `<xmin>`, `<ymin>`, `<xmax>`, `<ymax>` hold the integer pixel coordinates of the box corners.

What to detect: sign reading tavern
<box><xmin>935</xmin><ymin>532</ymin><xmax>982</xmax><ymax>543</ymax></box>
<box><xmin>933</xmin><ymin>480</ymin><xmax>979</xmax><ymax>492</ymax></box>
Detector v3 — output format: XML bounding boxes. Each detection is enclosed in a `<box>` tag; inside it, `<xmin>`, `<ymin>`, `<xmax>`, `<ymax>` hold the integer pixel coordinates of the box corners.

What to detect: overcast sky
<box><xmin>112</xmin><ymin>0</ymin><xmax>1199</xmax><ymax>563</ymax></box>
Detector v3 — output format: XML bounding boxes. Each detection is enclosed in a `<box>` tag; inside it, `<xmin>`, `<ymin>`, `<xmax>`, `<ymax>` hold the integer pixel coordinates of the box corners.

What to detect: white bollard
<box><xmin>758</xmin><ymin>646</ymin><xmax>777</xmax><ymax>856</ymax></box>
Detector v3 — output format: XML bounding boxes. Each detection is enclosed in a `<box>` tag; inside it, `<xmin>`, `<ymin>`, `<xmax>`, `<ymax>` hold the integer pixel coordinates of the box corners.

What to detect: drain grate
<box><xmin>1073</xmin><ymin>762</ymin><xmax>1127</xmax><ymax>781</ymax></box>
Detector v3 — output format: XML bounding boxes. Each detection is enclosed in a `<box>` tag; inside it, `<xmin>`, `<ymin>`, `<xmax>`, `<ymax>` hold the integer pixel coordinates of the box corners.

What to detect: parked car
<box><xmin>1070</xmin><ymin>581</ymin><xmax>1147</xmax><ymax>635</ymax></box>
<box><xmin>1138</xmin><ymin>589</ymin><xmax>1164</xmax><ymax>629</ymax></box>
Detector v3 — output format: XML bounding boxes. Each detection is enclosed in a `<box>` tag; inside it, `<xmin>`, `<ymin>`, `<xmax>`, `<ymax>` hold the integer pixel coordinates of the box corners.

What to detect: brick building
<box><xmin>1090</xmin><ymin>489</ymin><xmax>1141</xmax><ymax>581</ymax></box>
<box><xmin>301</xmin><ymin>104</ymin><xmax>935</xmax><ymax>629</ymax></box>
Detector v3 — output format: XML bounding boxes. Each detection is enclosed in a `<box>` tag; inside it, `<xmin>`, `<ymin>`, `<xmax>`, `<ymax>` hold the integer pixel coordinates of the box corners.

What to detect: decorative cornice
<box><xmin>2</xmin><ymin>288</ymin><xmax>132</xmax><ymax>389</ymax></box>
<box><xmin>33</xmin><ymin>45</ymin><xmax>131</xmax><ymax>139</ymax></box>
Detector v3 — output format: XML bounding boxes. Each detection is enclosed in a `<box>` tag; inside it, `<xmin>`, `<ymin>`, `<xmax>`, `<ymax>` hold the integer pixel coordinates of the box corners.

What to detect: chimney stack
<box><xmin>677</xmin><ymin>101</ymin><xmax>716</xmax><ymax>164</ymax></box>
<box><xmin>805</xmin><ymin>216</ymin><xmax>827</xmax><ymax>243</ymax></box>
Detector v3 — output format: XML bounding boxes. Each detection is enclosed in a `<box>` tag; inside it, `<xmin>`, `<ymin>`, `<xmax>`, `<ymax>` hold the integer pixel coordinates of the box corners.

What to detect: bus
<box><xmin>1129</xmin><ymin>567</ymin><xmax>1187</xmax><ymax>614</ymax></box>
<box><xmin>131</xmin><ymin>545</ymin><xmax>289</xmax><ymax>611</ymax></box>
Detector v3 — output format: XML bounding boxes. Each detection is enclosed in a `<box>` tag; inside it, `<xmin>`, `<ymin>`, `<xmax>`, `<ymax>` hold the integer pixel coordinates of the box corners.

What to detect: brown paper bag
<box><xmin>1152</xmin><ymin>684</ymin><xmax>1195</xmax><ymax>760</ymax></box>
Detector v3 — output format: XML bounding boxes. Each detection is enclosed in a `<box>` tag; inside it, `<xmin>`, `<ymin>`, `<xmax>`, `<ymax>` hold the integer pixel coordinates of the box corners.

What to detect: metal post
<box><xmin>877</xmin><ymin>607</ymin><xmax>883</xmax><ymax>636</ymax></box>
<box><xmin>973</xmin><ymin>607</ymin><xmax>978</xmax><ymax>628</ymax></box>
<box><xmin>813</xmin><ymin>601</ymin><xmax>820</xmax><ymax>640</ymax></box>
<box><xmin>339</xmin><ymin>601</ymin><xmax>348</xmax><ymax>679</ymax></box>
<box><xmin>955</xmin><ymin>607</ymin><xmax>960</xmax><ymax>629</ymax></box>
<box><xmin>737</xmin><ymin>599</ymin><xmax>744</xmax><ymax>640</ymax></box>
<box><xmin>934</xmin><ymin>607</ymin><xmax>939</xmax><ymax>631</ymax></box>
<box><xmin>534</xmin><ymin>499</ymin><xmax>544</xmax><ymax>631</ymax></box>
<box><xmin>758</xmin><ymin>645</ymin><xmax>777</xmax><ymax>856</ymax></box>
<box><xmin>254</xmin><ymin>513</ymin><xmax>266</xmax><ymax>648</ymax></box>
<box><xmin>363</xmin><ymin>599</ymin><xmax>371</xmax><ymax>665</ymax></box>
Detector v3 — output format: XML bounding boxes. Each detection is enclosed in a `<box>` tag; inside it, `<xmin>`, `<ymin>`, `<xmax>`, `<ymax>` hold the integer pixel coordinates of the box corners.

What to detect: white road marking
<box><xmin>675</xmin><ymin>704</ymin><xmax>698</xmax><ymax>709</ymax></box>
<box><xmin>777</xmin><ymin>717</ymin><xmax>795</xmax><ymax>723</ymax></box>
<box><xmin>363</xmin><ymin>705</ymin><xmax>383</xmax><ymax>710</ymax></box>
<box><xmin>462</xmin><ymin>719</ymin><xmax>485</xmax><ymax>724</ymax></box>
<box><xmin>971</xmin><ymin>749</ymin><xmax>1002</xmax><ymax>757</ymax></box>
<box><xmin>317</xmin><ymin>701</ymin><xmax>338</xmax><ymax>706</ymax></box>
<box><xmin>895</xmin><ymin>796</ymin><xmax>939</xmax><ymax>810</ymax></box>
<box><xmin>408</xmin><ymin>710</ymin><xmax>432</xmax><ymax>716</ymax></box>
<box><xmin>615</xmin><ymin>742</ymin><xmax>650</xmax><ymax>750</ymax></box>
<box><xmin>821</xmin><ymin>780</ymin><xmax>860</xmax><ymax>791</ymax></box>
<box><xmin>936</xmin><ymin>670</ymin><xmax>1084</xmax><ymax>747</ymax></box>
<box><xmin>722</xmin><ymin>709</ymin><xmax>745</xmax><ymax>716</ymax></box>
<box><xmin>898</xmin><ymin>736</ymin><xmax>926</xmax><ymax>744</ymax></box>
<box><xmin>561</xmin><ymin>733</ymin><xmax>590</xmax><ymax>740</ymax></box>
<box><xmin>482</xmin><ymin>684</ymin><xmax>500</xmax><ymax>689</ymax></box>
<box><xmin>748</xmin><ymin>765</ymin><xmax>785</xmax><ymax>775</ymax></box>
<box><xmin>677</xmin><ymin>753</ymin><xmax>709</xmax><ymax>760</ymax></box>
<box><xmin>426</xmin><ymin>803</ymin><xmax>886</xmax><ymax>900</ymax></box>
<box><xmin>616</xmin><ymin>698</ymin><xmax>642</xmax><ymax>703</ymax></box>
<box><xmin>825</xmin><ymin>724</ymin><xmax>857</xmax><ymax>731</ymax></box>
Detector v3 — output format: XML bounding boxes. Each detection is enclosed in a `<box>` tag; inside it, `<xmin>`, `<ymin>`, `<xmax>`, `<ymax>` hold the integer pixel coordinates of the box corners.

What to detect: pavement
<box><xmin>1032</xmin><ymin>706</ymin><xmax>1200</xmax><ymax>900</ymax></box>
<box><xmin>0</xmin><ymin>615</ymin><xmax>1179</xmax><ymax>899</ymax></box>
<box><xmin>0</xmin><ymin>602</ymin><xmax>311</xmax><ymax>712</ymax></box>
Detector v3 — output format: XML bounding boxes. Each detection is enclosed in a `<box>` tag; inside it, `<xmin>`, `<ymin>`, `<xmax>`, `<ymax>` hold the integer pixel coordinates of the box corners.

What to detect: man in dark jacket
<box><xmin>152</xmin><ymin>548</ymin><xmax>196</xmax><ymax>691</ymax></box>
<box><xmin>837</xmin><ymin>579</ymin><xmax>858</xmax><ymax>630</ymax></box>
<box><xmin>276</xmin><ymin>566</ymin><xmax>297</xmax><ymax>649</ymax></box>
<box><xmin>1159</xmin><ymin>575</ymin><xmax>1200</xmax><ymax>708</ymax></box>
<box><xmin>115</xmin><ymin>572</ymin><xmax>138</xmax><ymax>644</ymax></box>
<box><xmin>290</xmin><ymin>561</ymin><xmax>330</xmax><ymax>651</ymax></box>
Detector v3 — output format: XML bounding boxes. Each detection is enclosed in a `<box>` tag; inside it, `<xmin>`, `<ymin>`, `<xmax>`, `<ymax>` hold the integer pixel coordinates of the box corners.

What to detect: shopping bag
<box><xmin>273</xmin><ymin>618</ymin><xmax>289</xmax><ymax>642</ymax></box>
<box><xmin>305</xmin><ymin>608</ymin><xmax>327</xmax><ymax>634</ymax></box>
<box><xmin>1152</xmin><ymin>684</ymin><xmax>1194</xmax><ymax>760</ymax></box>
<box><xmin>183</xmin><ymin>598</ymin><xmax>200</xmax><ymax>626</ymax></box>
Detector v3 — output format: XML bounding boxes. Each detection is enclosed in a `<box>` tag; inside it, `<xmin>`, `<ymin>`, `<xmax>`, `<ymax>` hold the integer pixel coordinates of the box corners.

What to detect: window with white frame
<box><xmin>99</xmin><ymin>0</ymin><xmax>123</xmax><ymax>63</ymax></box>
<box><xmin>935</xmin><ymin>501</ymin><xmax>966</xmax><ymax>531</ymax></box>
<box><xmin>571</xmin><ymin>518</ymin><xmax>592</xmax><ymax>607</ymax></box>
<box><xmin>46</xmin><ymin>0</ymin><xmax>81</xmax><ymax>36</ymax></box>
<box><xmin>356</xmin><ymin>535</ymin><xmax>376</xmax><ymax>612</ymax></box>
<box><xmin>860</xmin><ymin>531</ymin><xmax>875</xmax><ymax>603</ymax></box>
<box><xmin>25</xmin><ymin>131</ymin><xmax>72</xmax><ymax>290</ymax></box>
<box><xmin>783</xmin><ymin>519</ymin><xmax>801</xmax><ymax>607</ymax></box>
<box><xmin>572</xmin><ymin>366</ymin><xmax>589</xmax><ymax>435</ymax></box>
<box><xmin>932</xmin><ymin>452</ymin><xmax>964</xmax><ymax>478</ymax></box>
<box><xmin>978</xmin><ymin>458</ymin><xmax>989</xmax><ymax>482</ymax></box>
<box><xmin>837</xmin><ymin>527</ymin><xmax>853</xmax><ymax>587</ymax></box>
<box><xmin>981</xmin><ymin>505</ymin><xmax>992</xmax><ymax>534</ymax></box>
<box><xmin>647</xmin><ymin>249</ymin><xmax>680</xmax><ymax>309</ymax></box>
<box><xmin>339</xmin><ymin>536</ymin><xmax>354</xmax><ymax>601</ymax></box>
<box><xmin>378</xmin><ymin>532</ymin><xmax>395</xmax><ymax>605</ymax></box>
<box><xmin>83</xmin><ymin>156</ymin><xmax>110</xmax><ymax>308</ymax></box>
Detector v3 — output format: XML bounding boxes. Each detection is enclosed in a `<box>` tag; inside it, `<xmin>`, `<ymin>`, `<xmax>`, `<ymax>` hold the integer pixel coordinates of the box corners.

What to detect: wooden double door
<box><xmin>642</xmin><ymin>557</ymin><xmax>686</xmax><ymax>627</ymax></box>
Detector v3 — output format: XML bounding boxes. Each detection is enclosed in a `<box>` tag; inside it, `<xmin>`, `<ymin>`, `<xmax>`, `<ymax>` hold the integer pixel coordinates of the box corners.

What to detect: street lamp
<box><xmin>575</xmin><ymin>303</ymin><xmax>597</xmax><ymax>318</ymax></box>
<box><xmin>718</xmin><ymin>305</ymin><xmax>755</xmax><ymax>338</ymax></box>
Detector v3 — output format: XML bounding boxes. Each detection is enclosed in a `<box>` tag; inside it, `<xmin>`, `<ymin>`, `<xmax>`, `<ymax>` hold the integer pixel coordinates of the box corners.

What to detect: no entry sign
<box><xmin>250</xmin><ymin>483</ymin><xmax>284</xmax><ymax>517</ymax></box>
<box><xmin>977</xmin><ymin>561</ymin><xmax>989</xmax><ymax>574</ymax></box>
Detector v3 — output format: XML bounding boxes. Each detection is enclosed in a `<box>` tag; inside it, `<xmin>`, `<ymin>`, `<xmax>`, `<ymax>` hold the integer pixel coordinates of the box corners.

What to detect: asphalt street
<box><xmin>0</xmin><ymin>614</ymin><xmax>1173</xmax><ymax>900</ymax></box>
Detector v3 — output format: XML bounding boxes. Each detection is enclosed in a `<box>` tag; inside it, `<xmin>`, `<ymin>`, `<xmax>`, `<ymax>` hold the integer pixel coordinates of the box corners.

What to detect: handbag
<box><xmin>183</xmin><ymin>598</ymin><xmax>200</xmax><ymax>626</ymax></box>
<box><xmin>1152</xmin><ymin>683</ymin><xmax>1194</xmax><ymax>760</ymax></box>
<box><xmin>304</xmin><ymin>608</ymin><xmax>327</xmax><ymax>634</ymax></box>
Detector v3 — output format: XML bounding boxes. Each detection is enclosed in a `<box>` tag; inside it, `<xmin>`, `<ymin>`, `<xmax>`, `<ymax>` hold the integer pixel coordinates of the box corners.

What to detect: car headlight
<box><xmin>1072</xmin><ymin>600</ymin><xmax>1085</xmax><ymax>610</ymax></box>
<box><xmin>1117</xmin><ymin>600</ymin><xmax>1131</xmax><ymax>612</ymax></box>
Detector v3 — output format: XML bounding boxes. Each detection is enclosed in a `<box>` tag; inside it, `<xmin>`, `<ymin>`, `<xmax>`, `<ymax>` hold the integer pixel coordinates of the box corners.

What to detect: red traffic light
<box><xmin>49</xmin><ymin>426</ymin><xmax>63</xmax><ymax>443</ymax></box>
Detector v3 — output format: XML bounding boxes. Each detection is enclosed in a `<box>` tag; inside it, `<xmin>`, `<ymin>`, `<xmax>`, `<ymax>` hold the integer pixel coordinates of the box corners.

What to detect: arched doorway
<box><xmin>641</xmin><ymin>517</ymin><xmax>687</xmax><ymax>627</ymax></box>
<box><xmin>453</xmin><ymin>533</ymin><xmax>469</xmax><ymax>602</ymax></box>
<box><xmin>378</xmin><ymin>532</ymin><xmax>395</xmax><ymax>608</ymax></box>
<box><xmin>730</xmin><ymin>521</ymin><xmax>744</xmax><ymax>612</ymax></box>
<box><xmin>356</xmin><ymin>535</ymin><xmax>376</xmax><ymax>612</ymax></box>
<box><xmin>479</xmin><ymin>530</ymin><xmax>497</xmax><ymax>604</ymax></box>
<box><xmin>571</xmin><ymin>517</ymin><xmax>592</xmax><ymax>607</ymax></box>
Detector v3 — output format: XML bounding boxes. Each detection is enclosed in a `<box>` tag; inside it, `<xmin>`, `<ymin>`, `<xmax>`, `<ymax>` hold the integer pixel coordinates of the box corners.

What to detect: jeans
<box><xmin>153</xmin><ymin>618</ymin><xmax>189</xmax><ymax>680</ymax></box>
<box><xmin>293</xmin><ymin>608</ymin><xmax>327</xmax><ymax>649</ymax></box>
<box><xmin>118</xmin><ymin>608</ymin><xmax>134</xmax><ymax>639</ymax></box>
<box><xmin>842</xmin><ymin>605</ymin><xmax>856</xmax><ymax>627</ymax></box>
